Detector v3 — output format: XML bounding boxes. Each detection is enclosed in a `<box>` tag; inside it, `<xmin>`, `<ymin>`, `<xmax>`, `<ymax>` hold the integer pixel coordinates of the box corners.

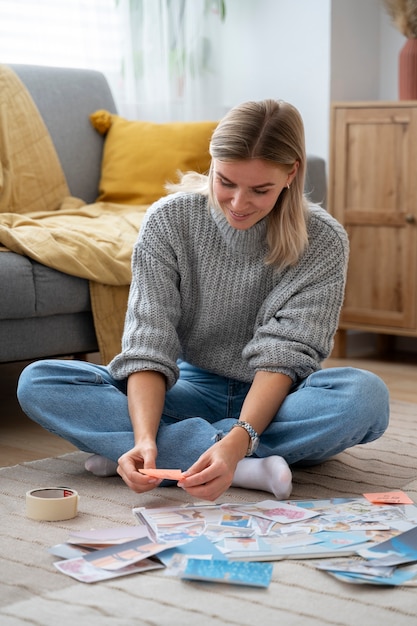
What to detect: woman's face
<box><xmin>212</xmin><ymin>158</ymin><xmax>297</xmax><ymax>230</ymax></box>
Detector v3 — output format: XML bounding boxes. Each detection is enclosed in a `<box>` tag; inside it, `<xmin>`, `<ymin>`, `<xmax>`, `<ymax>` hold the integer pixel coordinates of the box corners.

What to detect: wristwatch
<box><xmin>231</xmin><ymin>420</ymin><xmax>259</xmax><ymax>456</ymax></box>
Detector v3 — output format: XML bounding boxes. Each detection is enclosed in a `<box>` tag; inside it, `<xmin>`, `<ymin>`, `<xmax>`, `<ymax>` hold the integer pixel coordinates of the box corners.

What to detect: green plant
<box><xmin>116</xmin><ymin>0</ymin><xmax>226</xmax><ymax>83</ymax></box>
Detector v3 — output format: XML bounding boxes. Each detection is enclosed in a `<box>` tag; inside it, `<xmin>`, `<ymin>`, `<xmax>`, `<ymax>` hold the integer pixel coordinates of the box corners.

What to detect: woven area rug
<box><xmin>1</xmin><ymin>399</ymin><xmax>417</xmax><ymax>626</ymax></box>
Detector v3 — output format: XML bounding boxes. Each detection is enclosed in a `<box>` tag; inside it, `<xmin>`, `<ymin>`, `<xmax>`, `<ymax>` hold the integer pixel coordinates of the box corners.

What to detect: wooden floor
<box><xmin>1</xmin><ymin>349</ymin><xmax>417</xmax><ymax>468</ymax></box>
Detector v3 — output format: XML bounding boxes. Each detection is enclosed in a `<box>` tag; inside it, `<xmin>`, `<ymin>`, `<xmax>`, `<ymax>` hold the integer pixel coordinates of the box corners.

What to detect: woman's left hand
<box><xmin>178</xmin><ymin>436</ymin><xmax>246</xmax><ymax>501</ymax></box>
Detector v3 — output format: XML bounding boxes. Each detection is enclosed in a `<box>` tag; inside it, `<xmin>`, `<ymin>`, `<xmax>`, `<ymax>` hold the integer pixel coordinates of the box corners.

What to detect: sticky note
<box><xmin>363</xmin><ymin>491</ymin><xmax>414</xmax><ymax>505</ymax></box>
<box><xmin>139</xmin><ymin>468</ymin><xmax>183</xmax><ymax>480</ymax></box>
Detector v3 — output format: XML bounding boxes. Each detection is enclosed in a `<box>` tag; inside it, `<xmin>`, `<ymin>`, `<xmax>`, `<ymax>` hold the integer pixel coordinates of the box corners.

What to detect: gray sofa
<box><xmin>0</xmin><ymin>64</ymin><xmax>327</xmax><ymax>364</ymax></box>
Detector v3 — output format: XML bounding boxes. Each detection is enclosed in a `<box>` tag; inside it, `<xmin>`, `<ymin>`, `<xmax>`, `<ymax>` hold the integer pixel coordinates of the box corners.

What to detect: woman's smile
<box><xmin>229</xmin><ymin>208</ymin><xmax>254</xmax><ymax>221</ymax></box>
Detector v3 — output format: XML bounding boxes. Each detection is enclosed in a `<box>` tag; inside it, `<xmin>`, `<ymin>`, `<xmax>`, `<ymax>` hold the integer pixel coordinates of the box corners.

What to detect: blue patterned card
<box><xmin>180</xmin><ymin>558</ymin><xmax>273</xmax><ymax>587</ymax></box>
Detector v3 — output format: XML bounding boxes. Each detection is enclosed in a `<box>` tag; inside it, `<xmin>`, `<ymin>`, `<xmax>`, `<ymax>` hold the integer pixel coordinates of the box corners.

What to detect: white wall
<box><xmin>331</xmin><ymin>0</ymin><xmax>406</xmax><ymax>101</ymax></box>
<box><xmin>222</xmin><ymin>0</ymin><xmax>331</xmax><ymax>160</ymax></box>
<box><xmin>221</xmin><ymin>0</ymin><xmax>404</xmax><ymax>163</ymax></box>
<box><xmin>379</xmin><ymin>8</ymin><xmax>405</xmax><ymax>99</ymax></box>
<box><xmin>331</xmin><ymin>0</ymin><xmax>380</xmax><ymax>101</ymax></box>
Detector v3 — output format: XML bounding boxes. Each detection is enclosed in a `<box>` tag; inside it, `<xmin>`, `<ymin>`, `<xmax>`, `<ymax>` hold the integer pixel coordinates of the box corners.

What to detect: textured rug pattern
<box><xmin>1</xmin><ymin>400</ymin><xmax>417</xmax><ymax>626</ymax></box>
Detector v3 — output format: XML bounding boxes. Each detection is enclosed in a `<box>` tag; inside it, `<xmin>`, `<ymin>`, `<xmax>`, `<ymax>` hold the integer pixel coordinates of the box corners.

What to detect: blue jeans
<box><xmin>17</xmin><ymin>359</ymin><xmax>389</xmax><ymax>470</ymax></box>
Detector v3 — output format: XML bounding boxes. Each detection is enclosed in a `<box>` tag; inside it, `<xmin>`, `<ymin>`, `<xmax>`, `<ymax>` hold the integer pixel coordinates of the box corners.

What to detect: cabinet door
<box><xmin>331</xmin><ymin>105</ymin><xmax>417</xmax><ymax>330</ymax></box>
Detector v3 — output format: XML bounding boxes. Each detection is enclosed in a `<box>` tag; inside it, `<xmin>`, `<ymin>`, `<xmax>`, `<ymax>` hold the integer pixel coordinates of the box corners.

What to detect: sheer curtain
<box><xmin>0</xmin><ymin>0</ymin><xmax>225</xmax><ymax>121</ymax></box>
<box><xmin>117</xmin><ymin>0</ymin><xmax>226</xmax><ymax>121</ymax></box>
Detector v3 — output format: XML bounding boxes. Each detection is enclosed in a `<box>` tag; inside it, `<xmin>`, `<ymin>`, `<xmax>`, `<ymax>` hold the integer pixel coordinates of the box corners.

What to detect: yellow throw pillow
<box><xmin>90</xmin><ymin>110</ymin><xmax>217</xmax><ymax>206</ymax></box>
<box><xmin>0</xmin><ymin>65</ymin><xmax>69</xmax><ymax>214</ymax></box>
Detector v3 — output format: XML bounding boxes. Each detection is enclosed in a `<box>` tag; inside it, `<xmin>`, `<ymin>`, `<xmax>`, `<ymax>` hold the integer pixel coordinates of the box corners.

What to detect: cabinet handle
<box><xmin>405</xmin><ymin>214</ymin><xmax>416</xmax><ymax>224</ymax></box>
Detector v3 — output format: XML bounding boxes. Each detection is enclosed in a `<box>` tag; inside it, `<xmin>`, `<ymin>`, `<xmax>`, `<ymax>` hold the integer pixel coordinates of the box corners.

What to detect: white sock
<box><xmin>84</xmin><ymin>454</ymin><xmax>118</xmax><ymax>477</ymax></box>
<box><xmin>232</xmin><ymin>456</ymin><xmax>292</xmax><ymax>499</ymax></box>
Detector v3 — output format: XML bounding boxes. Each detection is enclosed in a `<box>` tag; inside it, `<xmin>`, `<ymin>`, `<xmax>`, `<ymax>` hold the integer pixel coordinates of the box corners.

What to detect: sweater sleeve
<box><xmin>242</xmin><ymin>209</ymin><xmax>349</xmax><ymax>382</ymax></box>
<box><xmin>108</xmin><ymin>201</ymin><xmax>183</xmax><ymax>388</ymax></box>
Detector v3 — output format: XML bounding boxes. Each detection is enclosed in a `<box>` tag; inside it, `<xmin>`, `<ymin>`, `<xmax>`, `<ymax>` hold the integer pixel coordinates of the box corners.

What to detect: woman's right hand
<box><xmin>117</xmin><ymin>440</ymin><xmax>162</xmax><ymax>493</ymax></box>
<box><xmin>121</xmin><ymin>370</ymin><xmax>167</xmax><ymax>493</ymax></box>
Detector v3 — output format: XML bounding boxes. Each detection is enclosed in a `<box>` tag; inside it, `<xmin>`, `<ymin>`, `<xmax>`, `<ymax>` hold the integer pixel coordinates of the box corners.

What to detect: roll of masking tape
<box><xmin>26</xmin><ymin>487</ymin><xmax>79</xmax><ymax>521</ymax></box>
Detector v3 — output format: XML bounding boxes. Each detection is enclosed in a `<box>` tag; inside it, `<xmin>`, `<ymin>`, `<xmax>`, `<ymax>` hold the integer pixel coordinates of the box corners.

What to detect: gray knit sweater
<box><xmin>108</xmin><ymin>192</ymin><xmax>349</xmax><ymax>388</ymax></box>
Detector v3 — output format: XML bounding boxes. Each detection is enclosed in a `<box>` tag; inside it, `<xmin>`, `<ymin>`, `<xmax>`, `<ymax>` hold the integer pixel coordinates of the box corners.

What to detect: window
<box><xmin>0</xmin><ymin>0</ymin><xmax>225</xmax><ymax>120</ymax></box>
<box><xmin>0</xmin><ymin>0</ymin><xmax>124</xmax><ymax>109</ymax></box>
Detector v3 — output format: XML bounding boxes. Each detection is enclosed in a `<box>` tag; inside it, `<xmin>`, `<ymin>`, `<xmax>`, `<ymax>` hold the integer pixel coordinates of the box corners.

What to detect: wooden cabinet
<box><xmin>329</xmin><ymin>102</ymin><xmax>417</xmax><ymax>355</ymax></box>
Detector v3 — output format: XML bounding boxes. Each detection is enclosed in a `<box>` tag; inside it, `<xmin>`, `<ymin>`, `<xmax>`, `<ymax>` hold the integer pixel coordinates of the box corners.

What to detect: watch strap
<box><xmin>231</xmin><ymin>421</ymin><xmax>259</xmax><ymax>456</ymax></box>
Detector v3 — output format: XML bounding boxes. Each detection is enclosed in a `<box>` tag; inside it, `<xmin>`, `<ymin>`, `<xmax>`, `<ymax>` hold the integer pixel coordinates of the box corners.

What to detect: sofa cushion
<box><xmin>0</xmin><ymin>65</ymin><xmax>69</xmax><ymax>214</ymax></box>
<box><xmin>0</xmin><ymin>251</ymin><xmax>91</xmax><ymax>320</ymax></box>
<box><xmin>0</xmin><ymin>252</ymin><xmax>36</xmax><ymax>317</ymax></box>
<box><xmin>1</xmin><ymin>314</ymin><xmax>98</xmax><ymax>362</ymax></box>
<box><xmin>90</xmin><ymin>110</ymin><xmax>217</xmax><ymax>206</ymax></box>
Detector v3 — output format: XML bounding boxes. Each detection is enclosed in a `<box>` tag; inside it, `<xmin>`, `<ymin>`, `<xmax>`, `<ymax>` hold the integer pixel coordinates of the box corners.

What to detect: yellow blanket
<box><xmin>0</xmin><ymin>197</ymin><xmax>148</xmax><ymax>363</ymax></box>
<box><xmin>0</xmin><ymin>64</ymin><xmax>148</xmax><ymax>364</ymax></box>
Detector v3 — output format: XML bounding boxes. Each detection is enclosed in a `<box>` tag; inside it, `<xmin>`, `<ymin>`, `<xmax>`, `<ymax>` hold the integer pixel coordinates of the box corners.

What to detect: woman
<box><xmin>17</xmin><ymin>99</ymin><xmax>389</xmax><ymax>502</ymax></box>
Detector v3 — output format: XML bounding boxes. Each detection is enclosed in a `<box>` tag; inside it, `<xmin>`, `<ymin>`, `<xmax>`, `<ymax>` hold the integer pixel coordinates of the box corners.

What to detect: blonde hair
<box><xmin>166</xmin><ymin>99</ymin><xmax>309</xmax><ymax>269</ymax></box>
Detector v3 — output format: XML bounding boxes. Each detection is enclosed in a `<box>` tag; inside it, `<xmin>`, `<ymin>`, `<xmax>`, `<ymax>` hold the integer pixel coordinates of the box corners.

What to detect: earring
<box><xmin>286</xmin><ymin>182</ymin><xmax>291</xmax><ymax>189</ymax></box>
